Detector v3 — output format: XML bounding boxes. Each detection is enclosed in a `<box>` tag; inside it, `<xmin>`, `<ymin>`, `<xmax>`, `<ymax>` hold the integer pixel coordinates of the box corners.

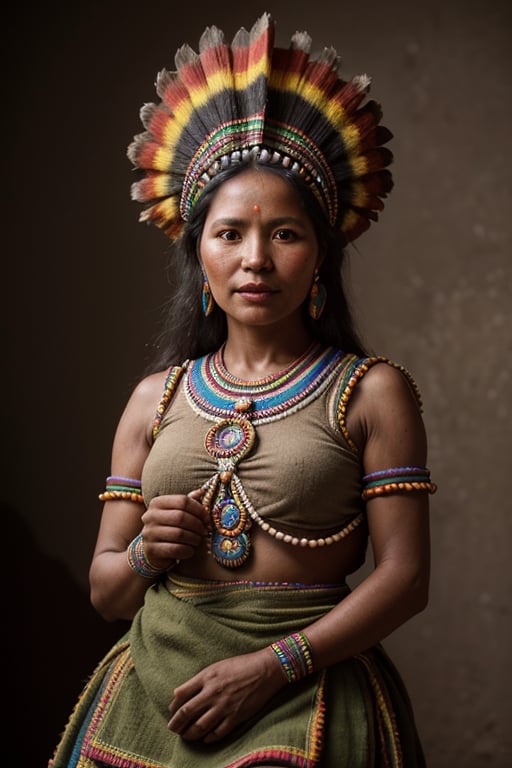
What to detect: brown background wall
<box><xmin>4</xmin><ymin>1</ymin><xmax>511</xmax><ymax>765</ymax></box>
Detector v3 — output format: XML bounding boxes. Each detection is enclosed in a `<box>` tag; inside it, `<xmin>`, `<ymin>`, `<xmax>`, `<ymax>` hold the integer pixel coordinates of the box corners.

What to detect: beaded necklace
<box><xmin>185</xmin><ymin>343</ymin><xmax>350</xmax><ymax>568</ymax></box>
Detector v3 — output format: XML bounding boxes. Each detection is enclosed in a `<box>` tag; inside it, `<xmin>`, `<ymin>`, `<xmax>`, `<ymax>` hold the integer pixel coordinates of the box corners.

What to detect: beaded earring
<box><xmin>201</xmin><ymin>271</ymin><xmax>214</xmax><ymax>317</ymax></box>
<box><xmin>308</xmin><ymin>271</ymin><xmax>326</xmax><ymax>320</ymax></box>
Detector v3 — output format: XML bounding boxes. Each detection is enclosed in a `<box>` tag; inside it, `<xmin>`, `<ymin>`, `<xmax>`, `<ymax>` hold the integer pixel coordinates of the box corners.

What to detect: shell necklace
<box><xmin>184</xmin><ymin>343</ymin><xmax>346</xmax><ymax>568</ymax></box>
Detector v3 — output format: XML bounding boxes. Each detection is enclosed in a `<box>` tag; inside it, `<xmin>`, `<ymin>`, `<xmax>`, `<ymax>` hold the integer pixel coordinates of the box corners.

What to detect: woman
<box><xmin>50</xmin><ymin>14</ymin><xmax>436</xmax><ymax>768</ymax></box>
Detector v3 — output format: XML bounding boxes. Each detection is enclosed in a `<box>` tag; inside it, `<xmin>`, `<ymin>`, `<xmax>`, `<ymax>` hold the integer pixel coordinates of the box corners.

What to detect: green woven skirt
<box><xmin>49</xmin><ymin>576</ymin><xmax>425</xmax><ymax>768</ymax></box>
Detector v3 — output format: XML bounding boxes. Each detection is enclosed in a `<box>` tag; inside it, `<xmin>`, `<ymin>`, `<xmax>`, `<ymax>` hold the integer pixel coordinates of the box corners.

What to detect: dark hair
<box><xmin>144</xmin><ymin>162</ymin><xmax>368</xmax><ymax>373</ymax></box>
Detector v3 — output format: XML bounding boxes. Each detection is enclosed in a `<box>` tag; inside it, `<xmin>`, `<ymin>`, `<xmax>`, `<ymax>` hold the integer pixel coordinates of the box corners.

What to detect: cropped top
<box><xmin>141</xmin><ymin>345</ymin><xmax>423</xmax><ymax>552</ymax></box>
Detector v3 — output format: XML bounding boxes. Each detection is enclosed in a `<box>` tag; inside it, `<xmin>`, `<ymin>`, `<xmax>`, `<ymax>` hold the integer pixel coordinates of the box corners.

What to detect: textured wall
<box><xmin>5</xmin><ymin>1</ymin><xmax>511</xmax><ymax>765</ymax></box>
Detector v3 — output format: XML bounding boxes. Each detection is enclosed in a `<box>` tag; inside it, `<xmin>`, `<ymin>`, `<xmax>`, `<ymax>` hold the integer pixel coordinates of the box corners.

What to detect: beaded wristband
<box><xmin>270</xmin><ymin>631</ymin><xmax>314</xmax><ymax>683</ymax></box>
<box><xmin>361</xmin><ymin>466</ymin><xmax>437</xmax><ymax>501</ymax></box>
<box><xmin>127</xmin><ymin>533</ymin><xmax>168</xmax><ymax>579</ymax></box>
<box><xmin>99</xmin><ymin>476</ymin><xmax>145</xmax><ymax>504</ymax></box>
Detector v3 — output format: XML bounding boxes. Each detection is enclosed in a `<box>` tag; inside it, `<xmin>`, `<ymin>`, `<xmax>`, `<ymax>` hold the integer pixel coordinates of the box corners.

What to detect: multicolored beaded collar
<box><xmin>185</xmin><ymin>342</ymin><xmax>344</xmax><ymax>423</ymax></box>
<box><xmin>184</xmin><ymin>343</ymin><xmax>349</xmax><ymax>567</ymax></box>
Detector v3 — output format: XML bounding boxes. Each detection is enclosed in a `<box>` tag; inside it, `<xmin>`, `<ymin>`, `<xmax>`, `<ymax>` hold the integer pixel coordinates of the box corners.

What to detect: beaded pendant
<box><xmin>186</xmin><ymin>344</ymin><xmax>346</xmax><ymax>568</ymax></box>
<box><xmin>203</xmin><ymin>403</ymin><xmax>256</xmax><ymax>567</ymax></box>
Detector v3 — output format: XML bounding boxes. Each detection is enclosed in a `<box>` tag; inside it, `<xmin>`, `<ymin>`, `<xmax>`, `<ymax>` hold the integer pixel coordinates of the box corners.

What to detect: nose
<box><xmin>240</xmin><ymin>234</ymin><xmax>273</xmax><ymax>272</ymax></box>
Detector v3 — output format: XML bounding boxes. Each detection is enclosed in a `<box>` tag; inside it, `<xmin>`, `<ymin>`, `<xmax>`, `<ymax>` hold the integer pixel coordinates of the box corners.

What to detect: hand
<box><xmin>167</xmin><ymin>648</ymin><xmax>286</xmax><ymax>742</ymax></box>
<box><xmin>140</xmin><ymin>489</ymin><xmax>209</xmax><ymax>569</ymax></box>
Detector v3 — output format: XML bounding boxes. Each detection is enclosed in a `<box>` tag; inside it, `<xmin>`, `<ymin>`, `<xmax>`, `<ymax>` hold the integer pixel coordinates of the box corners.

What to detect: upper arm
<box><xmin>353</xmin><ymin>361</ymin><xmax>428</xmax><ymax>472</ymax></box>
<box><xmin>346</xmin><ymin>362</ymin><xmax>431</xmax><ymax>581</ymax></box>
<box><xmin>92</xmin><ymin>370</ymin><xmax>170</xmax><ymax>556</ymax></box>
<box><xmin>110</xmin><ymin>370</ymin><xmax>169</xmax><ymax>477</ymax></box>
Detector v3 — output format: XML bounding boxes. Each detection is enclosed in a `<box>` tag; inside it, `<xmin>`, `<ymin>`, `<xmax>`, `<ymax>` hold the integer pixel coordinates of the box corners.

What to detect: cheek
<box><xmin>201</xmin><ymin>252</ymin><xmax>231</xmax><ymax>287</ymax></box>
<box><xmin>200</xmin><ymin>240</ymin><xmax>221</xmax><ymax>272</ymax></box>
<box><xmin>289</xmin><ymin>253</ymin><xmax>317</xmax><ymax>284</ymax></box>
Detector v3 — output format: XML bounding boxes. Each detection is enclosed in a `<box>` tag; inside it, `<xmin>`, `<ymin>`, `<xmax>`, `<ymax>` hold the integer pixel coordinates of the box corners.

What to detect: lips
<box><xmin>237</xmin><ymin>283</ymin><xmax>276</xmax><ymax>294</ymax></box>
<box><xmin>236</xmin><ymin>283</ymin><xmax>277</xmax><ymax>303</ymax></box>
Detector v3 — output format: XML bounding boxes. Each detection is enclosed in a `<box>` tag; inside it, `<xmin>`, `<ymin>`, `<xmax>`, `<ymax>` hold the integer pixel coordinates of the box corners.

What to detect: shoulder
<box><xmin>356</xmin><ymin>358</ymin><xmax>422</xmax><ymax>408</ymax></box>
<box><xmin>129</xmin><ymin>369</ymin><xmax>173</xmax><ymax>409</ymax></box>
<box><xmin>338</xmin><ymin>356</ymin><xmax>425</xmax><ymax>453</ymax></box>
<box><xmin>107</xmin><ymin>369</ymin><xmax>174</xmax><ymax>474</ymax></box>
<box><xmin>117</xmin><ymin>369</ymin><xmax>175</xmax><ymax>448</ymax></box>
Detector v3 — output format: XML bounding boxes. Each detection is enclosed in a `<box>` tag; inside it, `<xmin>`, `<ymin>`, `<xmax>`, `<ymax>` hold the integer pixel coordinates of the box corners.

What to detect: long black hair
<box><xmin>144</xmin><ymin>162</ymin><xmax>368</xmax><ymax>373</ymax></box>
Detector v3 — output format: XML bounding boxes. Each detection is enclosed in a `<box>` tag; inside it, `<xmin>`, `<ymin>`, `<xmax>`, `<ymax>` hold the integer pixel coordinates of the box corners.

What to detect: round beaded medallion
<box><xmin>204</xmin><ymin>418</ymin><xmax>255</xmax><ymax>461</ymax></box>
<box><xmin>211</xmin><ymin>530</ymin><xmax>251</xmax><ymax>567</ymax></box>
<box><xmin>212</xmin><ymin>496</ymin><xmax>247</xmax><ymax>536</ymax></box>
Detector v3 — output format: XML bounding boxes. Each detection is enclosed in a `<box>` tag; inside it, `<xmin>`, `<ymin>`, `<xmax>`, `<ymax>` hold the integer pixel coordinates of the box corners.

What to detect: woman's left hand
<box><xmin>167</xmin><ymin>647</ymin><xmax>286</xmax><ymax>742</ymax></box>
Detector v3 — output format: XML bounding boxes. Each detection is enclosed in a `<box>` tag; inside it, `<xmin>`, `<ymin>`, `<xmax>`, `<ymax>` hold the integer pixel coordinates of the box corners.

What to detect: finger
<box><xmin>187</xmin><ymin>487</ymin><xmax>205</xmax><ymax>501</ymax></box>
<box><xmin>167</xmin><ymin>701</ymin><xmax>206</xmax><ymax>735</ymax></box>
<box><xmin>187</xmin><ymin>488</ymin><xmax>210</xmax><ymax>526</ymax></box>
<box><xmin>188</xmin><ymin>488</ymin><xmax>210</xmax><ymax>530</ymax></box>
<box><xmin>168</xmin><ymin>679</ymin><xmax>202</xmax><ymax>719</ymax></box>
<box><xmin>153</xmin><ymin>515</ymin><xmax>207</xmax><ymax>540</ymax></box>
<box><xmin>148</xmin><ymin>494</ymin><xmax>203</xmax><ymax>514</ymax></box>
<box><xmin>203</xmin><ymin>723</ymin><xmax>228</xmax><ymax>743</ymax></box>
<box><xmin>150</xmin><ymin>493</ymin><xmax>207</xmax><ymax>524</ymax></box>
<box><xmin>141</xmin><ymin>523</ymin><xmax>204</xmax><ymax>552</ymax></box>
<box><xmin>169</xmin><ymin>710</ymin><xmax>221</xmax><ymax>742</ymax></box>
<box><xmin>139</xmin><ymin>521</ymin><xmax>207</xmax><ymax>565</ymax></box>
<box><xmin>142</xmin><ymin>507</ymin><xmax>208</xmax><ymax>537</ymax></box>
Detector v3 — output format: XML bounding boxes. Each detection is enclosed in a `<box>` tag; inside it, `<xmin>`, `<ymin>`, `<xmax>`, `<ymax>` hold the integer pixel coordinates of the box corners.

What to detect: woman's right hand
<box><xmin>140</xmin><ymin>489</ymin><xmax>210</xmax><ymax>570</ymax></box>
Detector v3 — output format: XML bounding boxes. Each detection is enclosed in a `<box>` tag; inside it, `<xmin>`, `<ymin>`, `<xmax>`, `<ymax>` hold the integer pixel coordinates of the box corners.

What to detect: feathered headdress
<box><xmin>127</xmin><ymin>13</ymin><xmax>393</xmax><ymax>244</ymax></box>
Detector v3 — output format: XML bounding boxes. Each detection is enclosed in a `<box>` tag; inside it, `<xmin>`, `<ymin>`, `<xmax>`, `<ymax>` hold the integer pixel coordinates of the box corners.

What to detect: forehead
<box><xmin>206</xmin><ymin>168</ymin><xmax>303</xmax><ymax>214</ymax></box>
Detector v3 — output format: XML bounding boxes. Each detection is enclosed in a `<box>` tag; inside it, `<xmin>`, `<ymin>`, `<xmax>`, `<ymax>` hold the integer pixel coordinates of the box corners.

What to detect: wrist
<box><xmin>269</xmin><ymin>631</ymin><xmax>314</xmax><ymax>684</ymax></box>
<box><xmin>127</xmin><ymin>533</ymin><xmax>174</xmax><ymax>579</ymax></box>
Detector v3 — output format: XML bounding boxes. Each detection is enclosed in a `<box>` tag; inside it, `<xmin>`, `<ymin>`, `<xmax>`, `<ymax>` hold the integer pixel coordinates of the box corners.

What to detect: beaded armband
<box><xmin>270</xmin><ymin>631</ymin><xmax>314</xmax><ymax>683</ymax></box>
<box><xmin>98</xmin><ymin>476</ymin><xmax>145</xmax><ymax>504</ymax></box>
<box><xmin>127</xmin><ymin>533</ymin><xmax>168</xmax><ymax>579</ymax></box>
<box><xmin>362</xmin><ymin>466</ymin><xmax>437</xmax><ymax>501</ymax></box>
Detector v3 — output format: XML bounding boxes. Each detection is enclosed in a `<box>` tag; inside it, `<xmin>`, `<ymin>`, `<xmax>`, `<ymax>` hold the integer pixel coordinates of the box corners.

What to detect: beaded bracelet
<box><xmin>270</xmin><ymin>631</ymin><xmax>314</xmax><ymax>683</ymax></box>
<box><xmin>99</xmin><ymin>476</ymin><xmax>145</xmax><ymax>504</ymax></box>
<box><xmin>127</xmin><ymin>533</ymin><xmax>168</xmax><ymax>579</ymax></box>
<box><xmin>361</xmin><ymin>466</ymin><xmax>437</xmax><ymax>501</ymax></box>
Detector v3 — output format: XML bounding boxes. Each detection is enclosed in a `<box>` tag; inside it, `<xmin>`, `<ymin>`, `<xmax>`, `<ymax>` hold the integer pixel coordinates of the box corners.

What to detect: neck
<box><xmin>221</xmin><ymin>335</ymin><xmax>317</xmax><ymax>380</ymax></box>
<box><xmin>219</xmin><ymin>315</ymin><xmax>318</xmax><ymax>378</ymax></box>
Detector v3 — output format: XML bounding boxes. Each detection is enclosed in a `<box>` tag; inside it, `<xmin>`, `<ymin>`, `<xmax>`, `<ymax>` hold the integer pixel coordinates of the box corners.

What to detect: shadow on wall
<box><xmin>6</xmin><ymin>503</ymin><xmax>129</xmax><ymax>766</ymax></box>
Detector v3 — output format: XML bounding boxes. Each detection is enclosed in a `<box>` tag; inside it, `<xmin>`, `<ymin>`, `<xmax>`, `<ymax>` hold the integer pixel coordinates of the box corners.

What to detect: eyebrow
<box><xmin>210</xmin><ymin>216</ymin><xmax>305</xmax><ymax>227</ymax></box>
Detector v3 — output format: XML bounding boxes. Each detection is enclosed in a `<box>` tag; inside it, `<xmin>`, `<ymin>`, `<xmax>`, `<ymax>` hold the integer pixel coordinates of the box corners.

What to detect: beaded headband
<box><xmin>127</xmin><ymin>13</ymin><xmax>393</xmax><ymax>244</ymax></box>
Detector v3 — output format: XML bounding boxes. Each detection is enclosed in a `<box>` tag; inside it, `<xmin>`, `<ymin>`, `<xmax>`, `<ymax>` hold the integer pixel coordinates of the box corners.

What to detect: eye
<box><xmin>273</xmin><ymin>229</ymin><xmax>297</xmax><ymax>241</ymax></box>
<box><xmin>219</xmin><ymin>229</ymin><xmax>240</xmax><ymax>241</ymax></box>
